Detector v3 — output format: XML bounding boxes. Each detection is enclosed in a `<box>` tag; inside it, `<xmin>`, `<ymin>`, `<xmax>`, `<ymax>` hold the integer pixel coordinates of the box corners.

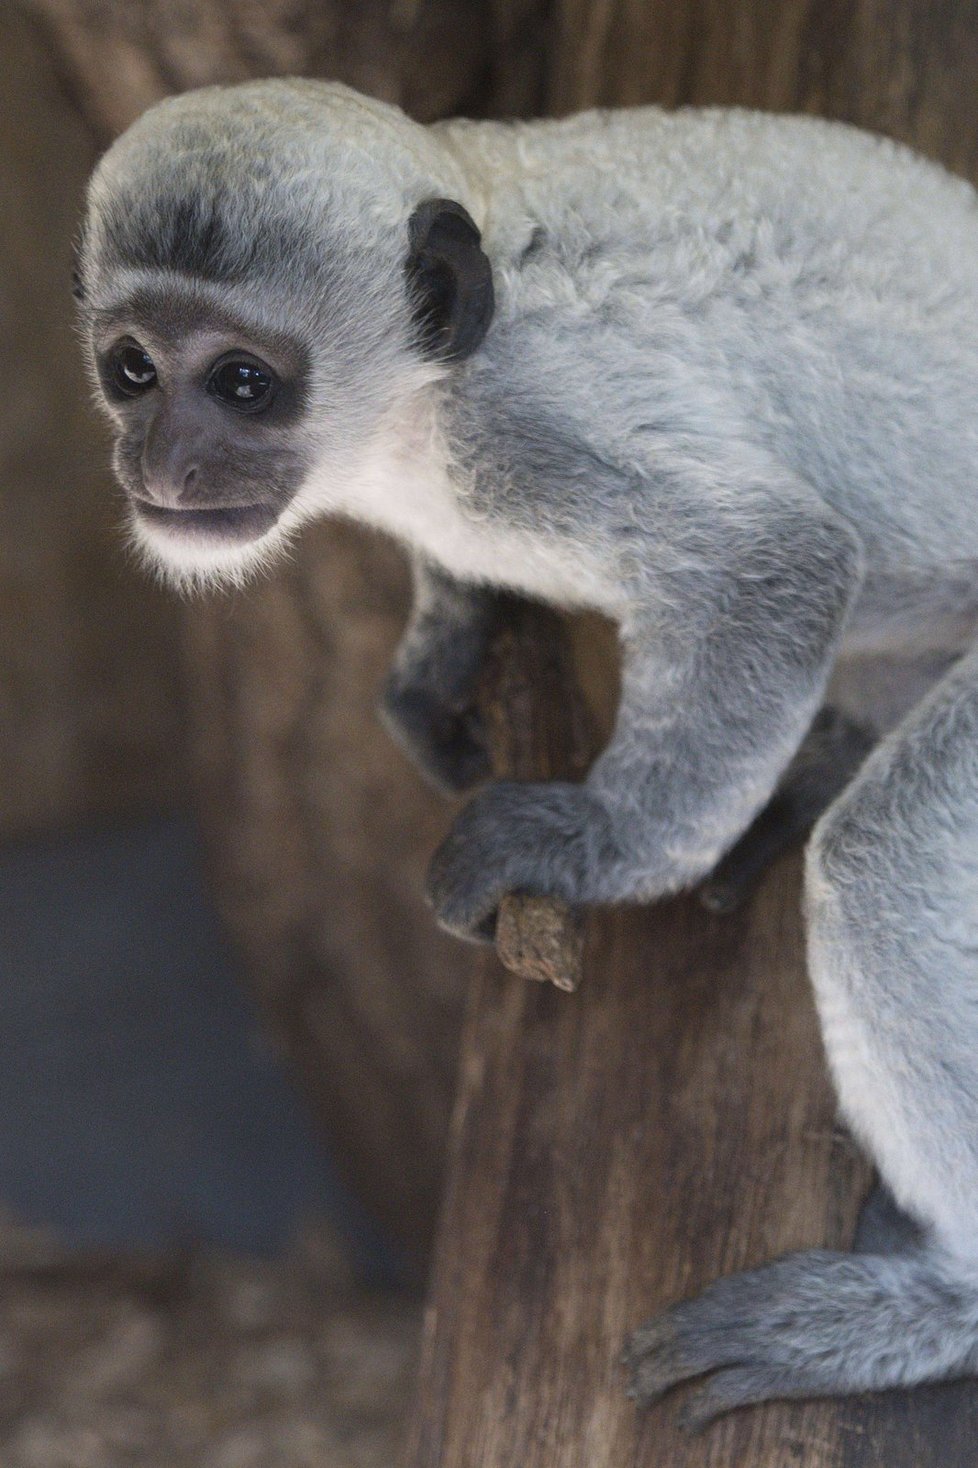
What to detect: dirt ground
<box><xmin>0</xmin><ymin>1212</ymin><xmax>418</xmax><ymax>1468</ymax></box>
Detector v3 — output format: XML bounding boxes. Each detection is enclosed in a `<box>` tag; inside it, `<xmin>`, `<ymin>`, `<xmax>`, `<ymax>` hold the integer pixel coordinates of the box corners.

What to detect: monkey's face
<box><xmin>78</xmin><ymin>79</ymin><xmax>494</xmax><ymax>588</ymax></box>
<box><xmin>90</xmin><ymin>289</ymin><xmax>316</xmax><ymax>584</ymax></box>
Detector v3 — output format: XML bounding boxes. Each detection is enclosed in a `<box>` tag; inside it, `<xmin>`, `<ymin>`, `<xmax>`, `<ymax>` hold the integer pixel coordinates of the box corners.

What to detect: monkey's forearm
<box><xmin>427</xmin><ymin>499</ymin><xmax>863</xmax><ymax>937</ymax></box>
<box><xmin>585</xmin><ymin>504</ymin><xmax>865</xmax><ymax>890</ymax></box>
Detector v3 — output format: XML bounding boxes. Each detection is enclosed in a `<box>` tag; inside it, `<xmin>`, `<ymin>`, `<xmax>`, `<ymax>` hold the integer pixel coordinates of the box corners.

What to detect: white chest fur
<box><xmin>311</xmin><ymin>395</ymin><xmax>621</xmax><ymax>614</ymax></box>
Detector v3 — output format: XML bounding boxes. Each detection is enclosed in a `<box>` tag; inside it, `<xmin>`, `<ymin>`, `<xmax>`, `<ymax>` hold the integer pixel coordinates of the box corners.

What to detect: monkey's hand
<box><xmin>379</xmin><ymin>561</ymin><xmax>505</xmax><ymax>795</ymax></box>
<box><xmin>380</xmin><ymin>661</ymin><xmax>490</xmax><ymax>795</ymax></box>
<box><xmin>426</xmin><ymin>780</ymin><xmax>618</xmax><ymax>939</ymax></box>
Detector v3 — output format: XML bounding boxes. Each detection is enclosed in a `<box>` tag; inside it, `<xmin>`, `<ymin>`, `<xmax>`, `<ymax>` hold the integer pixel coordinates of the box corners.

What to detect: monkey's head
<box><xmin>76</xmin><ymin>79</ymin><xmax>494</xmax><ymax>589</ymax></box>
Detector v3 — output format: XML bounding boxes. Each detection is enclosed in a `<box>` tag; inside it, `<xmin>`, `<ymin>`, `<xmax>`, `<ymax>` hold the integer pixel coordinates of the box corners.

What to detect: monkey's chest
<box><xmin>412</xmin><ymin>510</ymin><xmax>614</xmax><ymax>610</ymax></box>
<box><xmin>336</xmin><ymin>445</ymin><xmax>620</xmax><ymax>613</ymax></box>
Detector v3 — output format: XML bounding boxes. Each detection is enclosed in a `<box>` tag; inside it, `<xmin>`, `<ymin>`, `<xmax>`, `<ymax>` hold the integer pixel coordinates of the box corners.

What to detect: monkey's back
<box><xmin>442</xmin><ymin>105</ymin><xmax>978</xmax><ymax>639</ymax></box>
<box><xmin>443</xmin><ymin>105</ymin><xmax>978</xmax><ymax>301</ymax></box>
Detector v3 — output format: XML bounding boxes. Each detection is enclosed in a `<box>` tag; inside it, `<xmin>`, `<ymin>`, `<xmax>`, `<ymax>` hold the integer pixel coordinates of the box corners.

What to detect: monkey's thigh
<box><xmin>805</xmin><ymin>642</ymin><xmax>978</xmax><ymax>1263</ymax></box>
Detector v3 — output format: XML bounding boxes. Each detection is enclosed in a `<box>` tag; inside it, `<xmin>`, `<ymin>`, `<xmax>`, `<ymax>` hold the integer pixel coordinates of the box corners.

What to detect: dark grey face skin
<box><xmin>91</xmin><ymin>287</ymin><xmax>311</xmax><ymax>551</ymax></box>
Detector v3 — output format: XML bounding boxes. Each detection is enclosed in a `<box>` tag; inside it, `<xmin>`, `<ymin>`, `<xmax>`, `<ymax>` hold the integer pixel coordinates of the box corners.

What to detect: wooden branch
<box><xmin>481</xmin><ymin>605</ymin><xmax>594</xmax><ymax>991</ymax></box>
<box><xmin>495</xmin><ymin>894</ymin><xmax>585</xmax><ymax>991</ymax></box>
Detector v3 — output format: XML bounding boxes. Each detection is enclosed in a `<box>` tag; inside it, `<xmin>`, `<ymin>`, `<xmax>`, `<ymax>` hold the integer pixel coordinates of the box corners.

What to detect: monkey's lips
<box><xmin>132</xmin><ymin>500</ymin><xmax>281</xmax><ymax>545</ymax></box>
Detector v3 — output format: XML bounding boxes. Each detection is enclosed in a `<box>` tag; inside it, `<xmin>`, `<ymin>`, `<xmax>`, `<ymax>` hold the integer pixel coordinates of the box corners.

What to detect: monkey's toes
<box><xmin>623</xmin><ymin>1313</ymin><xmax>700</xmax><ymax>1405</ymax></box>
<box><xmin>625</xmin><ymin>1308</ymin><xmax>787</xmax><ymax>1427</ymax></box>
<box><xmin>623</xmin><ymin>1278</ymin><xmax>791</xmax><ymax>1418</ymax></box>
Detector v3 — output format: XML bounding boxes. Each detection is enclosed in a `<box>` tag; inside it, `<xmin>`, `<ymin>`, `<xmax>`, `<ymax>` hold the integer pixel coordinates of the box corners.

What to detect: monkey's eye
<box><xmin>208</xmin><ymin>357</ymin><xmax>276</xmax><ymax>413</ymax></box>
<box><xmin>109</xmin><ymin>342</ymin><xmax>157</xmax><ymax>397</ymax></box>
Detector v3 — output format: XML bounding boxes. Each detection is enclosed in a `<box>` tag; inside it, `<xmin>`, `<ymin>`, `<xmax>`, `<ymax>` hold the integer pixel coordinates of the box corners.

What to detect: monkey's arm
<box><xmin>427</xmin><ymin>468</ymin><xmax>863</xmax><ymax>938</ymax></box>
<box><xmin>380</xmin><ymin>556</ymin><xmax>508</xmax><ymax>794</ymax></box>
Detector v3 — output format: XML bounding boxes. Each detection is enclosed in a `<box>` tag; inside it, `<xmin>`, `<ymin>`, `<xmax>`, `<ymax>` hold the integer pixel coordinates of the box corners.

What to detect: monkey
<box><xmin>75</xmin><ymin>78</ymin><xmax>978</xmax><ymax>1421</ymax></box>
<box><xmin>698</xmin><ymin>705</ymin><xmax>876</xmax><ymax>914</ymax></box>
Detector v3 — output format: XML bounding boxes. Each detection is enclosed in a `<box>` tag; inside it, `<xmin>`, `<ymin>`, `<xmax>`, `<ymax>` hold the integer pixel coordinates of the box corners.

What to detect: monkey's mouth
<box><xmin>132</xmin><ymin>500</ymin><xmax>281</xmax><ymax>544</ymax></box>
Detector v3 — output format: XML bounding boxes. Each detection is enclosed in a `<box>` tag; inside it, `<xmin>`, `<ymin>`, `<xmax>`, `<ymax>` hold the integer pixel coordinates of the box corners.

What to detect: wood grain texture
<box><xmin>409</xmin><ymin>866</ymin><xmax>879</xmax><ymax>1468</ymax></box>
<box><xmin>548</xmin><ymin>0</ymin><xmax>978</xmax><ymax>184</ymax></box>
<box><xmin>410</xmin><ymin>867</ymin><xmax>978</xmax><ymax>1467</ymax></box>
<box><xmin>410</xmin><ymin>0</ymin><xmax>978</xmax><ymax>1459</ymax></box>
<box><xmin>29</xmin><ymin>0</ymin><xmax>552</xmax><ymax>142</ymax></box>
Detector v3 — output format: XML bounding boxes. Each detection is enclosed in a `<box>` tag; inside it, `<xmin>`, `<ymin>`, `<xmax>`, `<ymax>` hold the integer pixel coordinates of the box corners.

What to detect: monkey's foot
<box><xmin>622</xmin><ymin>1248</ymin><xmax>967</xmax><ymax>1429</ymax></box>
<box><xmin>623</xmin><ymin>1258</ymin><xmax>836</xmax><ymax>1430</ymax></box>
<box><xmin>853</xmin><ymin>1183</ymin><xmax>924</xmax><ymax>1256</ymax></box>
<box><xmin>699</xmin><ymin>794</ymin><xmax>808</xmax><ymax>913</ymax></box>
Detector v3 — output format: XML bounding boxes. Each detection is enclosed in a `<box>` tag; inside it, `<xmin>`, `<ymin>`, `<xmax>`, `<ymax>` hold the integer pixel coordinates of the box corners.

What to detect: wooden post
<box><xmin>406</xmin><ymin>626</ymin><xmax>978</xmax><ymax>1468</ymax></box>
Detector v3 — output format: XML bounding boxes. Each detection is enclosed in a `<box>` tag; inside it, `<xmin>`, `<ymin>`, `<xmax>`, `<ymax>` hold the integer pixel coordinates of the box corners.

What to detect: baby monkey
<box><xmin>77</xmin><ymin>80</ymin><xmax>978</xmax><ymax>1421</ymax></box>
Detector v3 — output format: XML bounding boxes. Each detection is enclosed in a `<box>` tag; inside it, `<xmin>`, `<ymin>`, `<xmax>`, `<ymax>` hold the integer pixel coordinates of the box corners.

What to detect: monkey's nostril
<box><xmin>181</xmin><ymin>466</ymin><xmax>200</xmax><ymax>497</ymax></box>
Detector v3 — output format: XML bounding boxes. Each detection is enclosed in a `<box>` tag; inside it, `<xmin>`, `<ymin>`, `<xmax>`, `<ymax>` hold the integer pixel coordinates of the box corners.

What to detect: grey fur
<box><xmin>78</xmin><ymin>79</ymin><xmax>978</xmax><ymax>1418</ymax></box>
<box><xmin>379</xmin><ymin>558</ymin><xmax>504</xmax><ymax>794</ymax></box>
<box><xmin>623</xmin><ymin>1250</ymin><xmax>978</xmax><ymax>1428</ymax></box>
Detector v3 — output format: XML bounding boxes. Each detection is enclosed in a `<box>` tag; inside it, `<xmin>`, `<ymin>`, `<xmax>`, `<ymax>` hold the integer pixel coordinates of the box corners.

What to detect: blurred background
<box><xmin>4</xmin><ymin>0</ymin><xmax>978</xmax><ymax>1464</ymax></box>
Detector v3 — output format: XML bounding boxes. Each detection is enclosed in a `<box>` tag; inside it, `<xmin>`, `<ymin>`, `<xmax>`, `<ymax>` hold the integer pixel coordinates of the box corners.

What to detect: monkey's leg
<box><xmin>626</xmin><ymin>643</ymin><xmax>978</xmax><ymax>1425</ymax></box>
<box><xmin>379</xmin><ymin>557</ymin><xmax>509</xmax><ymax>794</ymax></box>
<box><xmin>700</xmin><ymin>707</ymin><xmax>875</xmax><ymax>912</ymax></box>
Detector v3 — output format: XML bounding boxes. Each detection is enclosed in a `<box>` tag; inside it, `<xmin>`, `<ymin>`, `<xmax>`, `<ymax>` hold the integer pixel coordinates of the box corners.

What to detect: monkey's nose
<box><xmin>139</xmin><ymin>464</ymin><xmax>201</xmax><ymax>508</ymax></box>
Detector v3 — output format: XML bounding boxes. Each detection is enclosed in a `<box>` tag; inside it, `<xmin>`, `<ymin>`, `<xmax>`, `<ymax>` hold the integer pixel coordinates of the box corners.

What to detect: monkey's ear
<box><xmin>406</xmin><ymin>198</ymin><xmax>494</xmax><ymax>361</ymax></box>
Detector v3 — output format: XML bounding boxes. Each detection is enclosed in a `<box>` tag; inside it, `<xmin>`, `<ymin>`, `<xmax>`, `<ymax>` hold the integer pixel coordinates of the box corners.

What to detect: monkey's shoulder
<box><xmin>455</xmin><ymin>106</ymin><xmax>978</xmax><ymax>247</ymax></box>
<box><xmin>450</xmin><ymin>109</ymin><xmax>978</xmax><ymax>337</ymax></box>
